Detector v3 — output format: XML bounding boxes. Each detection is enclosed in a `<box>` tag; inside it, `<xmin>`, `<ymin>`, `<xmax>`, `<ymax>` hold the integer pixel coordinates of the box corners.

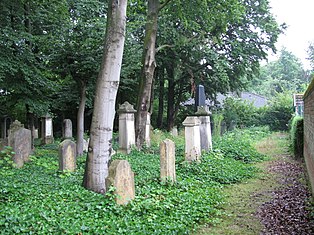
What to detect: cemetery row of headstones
<box><xmin>1</xmin><ymin>84</ymin><xmax>213</xmax><ymax>205</ymax></box>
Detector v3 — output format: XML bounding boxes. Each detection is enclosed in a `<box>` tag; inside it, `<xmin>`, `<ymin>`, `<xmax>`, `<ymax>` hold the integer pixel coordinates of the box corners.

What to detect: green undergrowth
<box><xmin>213</xmin><ymin>126</ymin><xmax>270</xmax><ymax>163</ymax></box>
<box><xmin>0</xmin><ymin>127</ymin><xmax>270</xmax><ymax>234</ymax></box>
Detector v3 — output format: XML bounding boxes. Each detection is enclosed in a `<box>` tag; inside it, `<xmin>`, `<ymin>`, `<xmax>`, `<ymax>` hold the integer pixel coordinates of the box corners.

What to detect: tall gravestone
<box><xmin>41</xmin><ymin>115</ymin><xmax>54</xmax><ymax>144</ymax></box>
<box><xmin>118</xmin><ymin>102</ymin><xmax>136</xmax><ymax>154</ymax></box>
<box><xmin>145</xmin><ymin>112</ymin><xmax>151</xmax><ymax>147</ymax></box>
<box><xmin>62</xmin><ymin>119</ymin><xmax>73</xmax><ymax>139</ymax></box>
<box><xmin>195</xmin><ymin>85</ymin><xmax>212</xmax><ymax>151</ymax></box>
<box><xmin>106</xmin><ymin>160</ymin><xmax>135</xmax><ymax>205</ymax></box>
<box><xmin>7</xmin><ymin>120</ymin><xmax>32</xmax><ymax>168</ymax></box>
<box><xmin>160</xmin><ymin>139</ymin><xmax>176</xmax><ymax>184</ymax></box>
<box><xmin>59</xmin><ymin>139</ymin><xmax>76</xmax><ymax>172</ymax></box>
<box><xmin>182</xmin><ymin>117</ymin><xmax>201</xmax><ymax>162</ymax></box>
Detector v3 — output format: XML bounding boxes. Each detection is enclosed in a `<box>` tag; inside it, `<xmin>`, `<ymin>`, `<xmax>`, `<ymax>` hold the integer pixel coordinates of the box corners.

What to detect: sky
<box><xmin>268</xmin><ymin>0</ymin><xmax>314</xmax><ymax>69</ymax></box>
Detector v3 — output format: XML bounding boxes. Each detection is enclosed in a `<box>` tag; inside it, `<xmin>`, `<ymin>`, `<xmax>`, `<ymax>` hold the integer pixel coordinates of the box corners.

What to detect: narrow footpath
<box><xmin>197</xmin><ymin>133</ymin><xmax>314</xmax><ymax>235</ymax></box>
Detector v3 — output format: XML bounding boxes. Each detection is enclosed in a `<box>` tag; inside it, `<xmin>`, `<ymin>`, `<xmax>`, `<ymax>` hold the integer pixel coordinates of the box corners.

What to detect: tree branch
<box><xmin>156</xmin><ymin>44</ymin><xmax>174</xmax><ymax>53</ymax></box>
<box><xmin>159</xmin><ymin>0</ymin><xmax>172</xmax><ymax>11</ymax></box>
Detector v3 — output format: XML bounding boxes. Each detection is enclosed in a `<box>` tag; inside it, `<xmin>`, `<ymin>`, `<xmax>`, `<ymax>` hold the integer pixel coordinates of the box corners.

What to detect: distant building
<box><xmin>293</xmin><ymin>94</ymin><xmax>304</xmax><ymax>116</ymax></box>
<box><xmin>182</xmin><ymin>92</ymin><xmax>268</xmax><ymax>108</ymax></box>
<box><xmin>216</xmin><ymin>92</ymin><xmax>268</xmax><ymax>108</ymax></box>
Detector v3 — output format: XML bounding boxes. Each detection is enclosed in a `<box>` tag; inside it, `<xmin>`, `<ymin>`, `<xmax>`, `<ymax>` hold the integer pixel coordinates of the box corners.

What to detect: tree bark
<box><xmin>83</xmin><ymin>0</ymin><xmax>127</xmax><ymax>194</ymax></box>
<box><xmin>77</xmin><ymin>80</ymin><xmax>87</xmax><ymax>156</ymax></box>
<box><xmin>157</xmin><ymin>69</ymin><xmax>164</xmax><ymax>129</ymax></box>
<box><xmin>135</xmin><ymin>0</ymin><xmax>159</xmax><ymax>148</ymax></box>
<box><xmin>166</xmin><ymin>67</ymin><xmax>175</xmax><ymax>131</ymax></box>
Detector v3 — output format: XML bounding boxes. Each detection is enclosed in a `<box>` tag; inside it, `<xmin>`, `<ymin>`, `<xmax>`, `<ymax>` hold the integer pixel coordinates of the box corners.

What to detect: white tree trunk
<box><xmin>77</xmin><ymin>81</ymin><xmax>86</xmax><ymax>156</ymax></box>
<box><xmin>83</xmin><ymin>0</ymin><xmax>127</xmax><ymax>193</ymax></box>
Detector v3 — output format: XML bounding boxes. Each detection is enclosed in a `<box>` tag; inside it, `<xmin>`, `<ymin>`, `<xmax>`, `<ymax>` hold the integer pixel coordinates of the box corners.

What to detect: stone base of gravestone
<box><xmin>106</xmin><ymin>160</ymin><xmax>135</xmax><ymax>205</ymax></box>
<box><xmin>118</xmin><ymin>101</ymin><xmax>136</xmax><ymax>154</ymax></box>
<box><xmin>8</xmin><ymin>120</ymin><xmax>32</xmax><ymax>168</ymax></box>
<box><xmin>160</xmin><ymin>139</ymin><xmax>176</xmax><ymax>184</ymax></box>
<box><xmin>198</xmin><ymin>115</ymin><xmax>212</xmax><ymax>152</ymax></box>
<box><xmin>182</xmin><ymin>116</ymin><xmax>201</xmax><ymax>162</ymax></box>
<box><xmin>59</xmin><ymin>139</ymin><xmax>76</xmax><ymax>172</ymax></box>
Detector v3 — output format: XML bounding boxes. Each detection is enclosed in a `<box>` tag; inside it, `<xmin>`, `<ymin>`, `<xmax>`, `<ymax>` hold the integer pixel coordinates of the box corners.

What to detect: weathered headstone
<box><xmin>41</xmin><ymin>115</ymin><xmax>54</xmax><ymax>144</ymax></box>
<box><xmin>145</xmin><ymin>112</ymin><xmax>151</xmax><ymax>147</ymax></box>
<box><xmin>117</xmin><ymin>102</ymin><xmax>136</xmax><ymax>154</ymax></box>
<box><xmin>83</xmin><ymin>138</ymin><xmax>89</xmax><ymax>152</ymax></box>
<box><xmin>106</xmin><ymin>160</ymin><xmax>135</xmax><ymax>205</ymax></box>
<box><xmin>170</xmin><ymin>126</ymin><xmax>178</xmax><ymax>137</ymax></box>
<box><xmin>198</xmin><ymin>115</ymin><xmax>213</xmax><ymax>151</ymax></box>
<box><xmin>160</xmin><ymin>139</ymin><xmax>176</xmax><ymax>184</ymax></box>
<box><xmin>33</xmin><ymin>129</ymin><xmax>39</xmax><ymax>139</ymax></box>
<box><xmin>195</xmin><ymin>85</ymin><xmax>208</xmax><ymax>112</ymax></box>
<box><xmin>62</xmin><ymin>119</ymin><xmax>73</xmax><ymax>139</ymax></box>
<box><xmin>59</xmin><ymin>139</ymin><xmax>76</xmax><ymax>172</ymax></box>
<box><xmin>7</xmin><ymin>120</ymin><xmax>32</xmax><ymax>168</ymax></box>
<box><xmin>182</xmin><ymin>117</ymin><xmax>201</xmax><ymax>162</ymax></box>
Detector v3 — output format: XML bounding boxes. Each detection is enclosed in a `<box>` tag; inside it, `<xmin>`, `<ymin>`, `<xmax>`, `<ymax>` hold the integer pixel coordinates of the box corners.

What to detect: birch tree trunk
<box><xmin>76</xmin><ymin>80</ymin><xmax>87</xmax><ymax>156</ymax></box>
<box><xmin>83</xmin><ymin>0</ymin><xmax>127</xmax><ymax>194</ymax></box>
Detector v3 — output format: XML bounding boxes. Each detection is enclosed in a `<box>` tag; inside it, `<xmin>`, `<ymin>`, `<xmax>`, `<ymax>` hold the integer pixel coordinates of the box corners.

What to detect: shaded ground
<box><xmin>197</xmin><ymin>133</ymin><xmax>314</xmax><ymax>234</ymax></box>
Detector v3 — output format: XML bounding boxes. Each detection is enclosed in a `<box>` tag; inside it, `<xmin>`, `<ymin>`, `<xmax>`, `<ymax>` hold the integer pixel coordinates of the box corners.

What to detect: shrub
<box><xmin>290</xmin><ymin>116</ymin><xmax>304</xmax><ymax>158</ymax></box>
<box><xmin>0</xmin><ymin>146</ymin><xmax>15</xmax><ymax>169</ymax></box>
<box><xmin>261</xmin><ymin>92</ymin><xmax>293</xmax><ymax>131</ymax></box>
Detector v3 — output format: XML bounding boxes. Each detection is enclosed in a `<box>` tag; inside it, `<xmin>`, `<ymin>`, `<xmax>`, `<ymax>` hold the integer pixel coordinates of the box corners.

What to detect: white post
<box><xmin>182</xmin><ymin>116</ymin><xmax>201</xmax><ymax>162</ymax></box>
<box><xmin>145</xmin><ymin>112</ymin><xmax>151</xmax><ymax>147</ymax></box>
<box><xmin>118</xmin><ymin>102</ymin><xmax>136</xmax><ymax>154</ymax></box>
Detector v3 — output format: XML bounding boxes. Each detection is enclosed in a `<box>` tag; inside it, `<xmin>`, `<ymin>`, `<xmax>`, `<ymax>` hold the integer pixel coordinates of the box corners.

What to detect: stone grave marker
<box><xmin>8</xmin><ymin>120</ymin><xmax>32</xmax><ymax>168</ymax></box>
<box><xmin>160</xmin><ymin>139</ymin><xmax>176</xmax><ymax>184</ymax></box>
<box><xmin>145</xmin><ymin>112</ymin><xmax>151</xmax><ymax>147</ymax></box>
<box><xmin>117</xmin><ymin>102</ymin><xmax>136</xmax><ymax>154</ymax></box>
<box><xmin>41</xmin><ymin>115</ymin><xmax>54</xmax><ymax>144</ymax></box>
<box><xmin>63</xmin><ymin>119</ymin><xmax>73</xmax><ymax>139</ymax></box>
<box><xmin>106</xmin><ymin>160</ymin><xmax>135</xmax><ymax>205</ymax></box>
<box><xmin>182</xmin><ymin>116</ymin><xmax>201</xmax><ymax>162</ymax></box>
<box><xmin>59</xmin><ymin>139</ymin><xmax>76</xmax><ymax>172</ymax></box>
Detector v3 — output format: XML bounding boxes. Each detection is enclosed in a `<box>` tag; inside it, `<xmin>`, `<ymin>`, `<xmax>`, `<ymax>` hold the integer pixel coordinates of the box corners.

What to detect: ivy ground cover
<box><xmin>0</xmin><ymin>127</ymin><xmax>268</xmax><ymax>234</ymax></box>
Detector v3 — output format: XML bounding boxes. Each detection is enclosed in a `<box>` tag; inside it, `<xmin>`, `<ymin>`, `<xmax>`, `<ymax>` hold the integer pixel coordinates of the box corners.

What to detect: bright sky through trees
<box><xmin>268</xmin><ymin>0</ymin><xmax>314</xmax><ymax>69</ymax></box>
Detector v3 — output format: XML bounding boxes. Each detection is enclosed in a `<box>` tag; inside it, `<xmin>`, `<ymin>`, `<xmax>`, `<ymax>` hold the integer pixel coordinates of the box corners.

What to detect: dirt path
<box><xmin>197</xmin><ymin>133</ymin><xmax>314</xmax><ymax>234</ymax></box>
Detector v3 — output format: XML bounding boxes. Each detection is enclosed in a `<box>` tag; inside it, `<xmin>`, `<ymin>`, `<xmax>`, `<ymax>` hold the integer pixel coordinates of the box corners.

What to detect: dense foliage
<box><xmin>290</xmin><ymin>116</ymin><xmax>304</xmax><ymax>159</ymax></box>
<box><xmin>0</xmin><ymin>128</ymin><xmax>269</xmax><ymax>234</ymax></box>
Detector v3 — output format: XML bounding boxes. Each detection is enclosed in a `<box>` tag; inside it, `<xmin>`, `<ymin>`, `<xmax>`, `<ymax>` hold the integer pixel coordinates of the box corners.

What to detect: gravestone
<box><xmin>8</xmin><ymin>120</ymin><xmax>32</xmax><ymax>168</ymax></box>
<box><xmin>62</xmin><ymin>119</ymin><xmax>73</xmax><ymax>139</ymax></box>
<box><xmin>195</xmin><ymin>85</ymin><xmax>209</xmax><ymax>112</ymax></box>
<box><xmin>117</xmin><ymin>102</ymin><xmax>136</xmax><ymax>154</ymax></box>
<box><xmin>170</xmin><ymin>126</ymin><xmax>178</xmax><ymax>137</ymax></box>
<box><xmin>145</xmin><ymin>112</ymin><xmax>151</xmax><ymax>147</ymax></box>
<box><xmin>160</xmin><ymin>139</ymin><xmax>176</xmax><ymax>184</ymax></box>
<box><xmin>106</xmin><ymin>160</ymin><xmax>135</xmax><ymax>205</ymax></box>
<box><xmin>41</xmin><ymin>115</ymin><xmax>54</xmax><ymax>144</ymax></box>
<box><xmin>83</xmin><ymin>138</ymin><xmax>89</xmax><ymax>152</ymax></box>
<box><xmin>182</xmin><ymin>116</ymin><xmax>201</xmax><ymax>162</ymax></box>
<box><xmin>33</xmin><ymin>129</ymin><xmax>39</xmax><ymax>139</ymax></box>
<box><xmin>59</xmin><ymin>139</ymin><xmax>76</xmax><ymax>172</ymax></box>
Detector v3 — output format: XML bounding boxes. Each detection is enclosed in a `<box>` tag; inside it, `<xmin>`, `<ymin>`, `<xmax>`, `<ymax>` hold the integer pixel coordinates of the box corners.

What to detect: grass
<box><xmin>196</xmin><ymin>132</ymin><xmax>290</xmax><ymax>234</ymax></box>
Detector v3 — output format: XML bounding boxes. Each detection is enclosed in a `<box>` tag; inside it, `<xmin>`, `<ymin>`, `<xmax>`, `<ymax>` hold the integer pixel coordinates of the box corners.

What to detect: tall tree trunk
<box><xmin>157</xmin><ymin>69</ymin><xmax>165</xmax><ymax>129</ymax></box>
<box><xmin>166</xmin><ymin>68</ymin><xmax>175</xmax><ymax>131</ymax></box>
<box><xmin>77</xmin><ymin>80</ymin><xmax>87</xmax><ymax>156</ymax></box>
<box><xmin>135</xmin><ymin>0</ymin><xmax>159</xmax><ymax>148</ymax></box>
<box><xmin>26</xmin><ymin>104</ymin><xmax>35</xmax><ymax>151</ymax></box>
<box><xmin>83</xmin><ymin>0</ymin><xmax>127</xmax><ymax>194</ymax></box>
